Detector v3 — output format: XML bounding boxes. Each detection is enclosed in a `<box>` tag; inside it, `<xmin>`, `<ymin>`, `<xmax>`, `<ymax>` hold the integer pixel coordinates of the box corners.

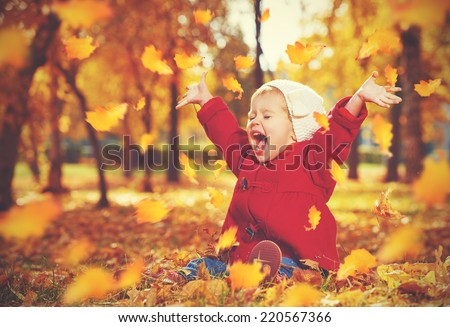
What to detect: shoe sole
<box><xmin>248</xmin><ymin>240</ymin><xmax>282</xmax><ymax>281</ymax></box>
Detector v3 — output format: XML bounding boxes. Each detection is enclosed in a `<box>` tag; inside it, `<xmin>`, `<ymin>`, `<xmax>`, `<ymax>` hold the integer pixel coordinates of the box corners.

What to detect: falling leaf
<box><xmin>357</xmin><ymin>29</ymin><xmax>401</xmax><ymax>60</ymax></box>
<box><xmin>281</xmin><ymin>283</ymin><xmax>323</xmax><ymax>306</ymax></box>
<box><xmin>0</xmin><ymin>27</ymin><xmax>29</xmax><ymax>68</ymax></box>
<box><xmin>140</xmin><ymin>133</ymin><xmax>157</xmax><ymax>152</ymax></box>
<box><xmin>372</xmin><ymin>114</ymin><xmax>393</xmax><ymax>157</ymax></box>
<box><xmin>259</xmin><ymin>8</ymin><xmax>270</xmax><ymax>22</ymax></box>
<box><xmin>141</xmin><ymin>45</ymin><xmax>173</xmax><ymax>75</ymax></box>
<box><xmin>285</xmin><ymin>41</ymin><xmax>325</xmax><ymax>65</ymax></box>
<box><xmin>116</xmin><ymin>259</ymin><xmax>145</xmax><ymax>289</ymax></box>
<box><xmin>222</xmin><ymin>75</ymin><xmax>243</xmax><ymax>99</ymax></box>
<box><xmin>374</xmin><ymin>188</ymin><xmax>403</xmax><ymax>219</ymax></box>
<box><xmin>59</xmin><ymin>239</ymin><xmax>95</xmax><ymax>267</ymax></box>
<box><xmin>216</xmin><ymin>226</ymin><xmax>238</xmax><ymax>253</ymax></box>
<box><xmin>193</xmin><ymin>9</ymin><xmax>214</xmax><ymax>25</ymax></box>
<box><xmin>174</xmin><ymin>53</ymin><xmax>203</xmax><ymax>69</ymax></box>
<box><xmin>413</xmin><ymin>151</ymin><xmax>450</xmax><ymax>207</ymax></box>
<box><xmin>85</xmin><ymin>103</ymin><xmax>127</xmax><ymax>132</ymax></box>
<box><xmin>213</xmin><ymin>160</ymin><xmax>227</xmax><ymax>178</ymax></box>
<box><xmin>135</xmin><ymin>97</ymin><xmax>146</xmax><ymax>111</ymax></box>
<box><xmin>337</xmin><ymin>249</ymin><xmax>377</xmax><ymax>280</ymax></box>
<box><xmin>207</xmin><ymin>187</ymin><xmax>224</xmax><ymax>208</ymax></box>
<box><xmin>0</xmin><ymin>197</ymin><xmax>62</xmax><ymax>240</ymax></box>
<box><xmin>414</xmin><ymin>79</ymin><xmax>441</xmax><ymax>97</ymax></box>
<box><xmin>329</xmin><ymin>160</ymin><xmax>347</xmax><ymax>185</ymax></box>
<box><xmin>377</xmin><ymin>225</ymin><xmax>424</xmax><ymax>263</ymax></box>
<box><xmin>63</xmin><ymin>268</ymin><xmax>115</xmax><ymax>304</ymax></box>
<box><xmin>304</xmin><ymin>205</ymin><xmax>321</xmax><ymax>231</ymax></box>
<box><xmin>313</xmin><ymin>112</ymin><xmax>329</xmax><ymax>133</ymax></box>
<box><xmin>228</xmin><ymin>261</ymin><xmax>266</xmax><ymax>291</ymax></box>
<box><xmin>64</xmin><ymin>36</ymin><xmax>98</xmax><ymax>60</ymax></box>
<box><xmin>135</xmin><ymin>199</ymin><xmax>171</xmax><ymax>224</ymax></box>
<box><xmin>51</xmin><ymin>0</ymin><xmax>113</xmax><ymax>29</ymax></box>
<box><xmin>384</xmin><ymin>64</ymin><xmax>398</xmax><ymax>86</ymax></box>
<box><xmin>234</xmin><ymin>55</ymin><xmax>255</xmax><ymax>70</ymax></box>
<box><xmin>179</xmin><ymin>153</ymin><xmax>199</xmax><ymax>185</ymax></box>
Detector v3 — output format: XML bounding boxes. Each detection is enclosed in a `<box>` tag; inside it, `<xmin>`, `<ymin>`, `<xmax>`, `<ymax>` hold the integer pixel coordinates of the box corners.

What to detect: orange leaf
<box><xmin>304</xmin><ymin>205</ymin><xmax>321</xmax><ymax>231</ymax></box>
<box><xmin>329</xmin><ymin>160</ymin><xmax>346</xmax><ymax>185</ymax></box>
<box><xmin>259</xmin><ymin>8</ymin><xmax>270</xmax><ymax>22</ymax></box>
<box><xmin>207</xmin><ymin>187</ymin><xmax>224</xmax><ymax>208</ymax></box>
<box><xmin>377</xmin><ymin>225</ymin><xmax>423</xmax><ymax>264</ymax></box>
<box><xmin>234</xmin><ymin>55</ymin><xmax>255</xmax><ymax>70</ymax></box>
<box><xmin>141</xmin><ymin>45</ymin><xmax>173</xmax><ymax>75</ymax></box>
<box><xmin>51</xmin><ymin>0</ymin><xmax>113</xmax><ymax>29</ymax></box>
<box><xmin>384</xmin><ymin>64</ymin><xmax>398</xmax><ymax>86</ymax></box>
<box><xmin>193</xmin><ymin>9</ymin><xmax>214</xmax><ymax>25</ymax></box>
<box><xmin>179</xmin><ymin>153</ymin><xmax>199</xmax><ymax>185</ymax></box>
<box><xmin>228</xmin><ymin>261</ymin><xmax>266</xmax><ymax>291</ymax></box>
<box><xmin>135</xmin><ymin>199</ymin><xmax>171</xmax><ymax>224</ymax></box>
<box><xmin>357</xmin><ymin>29</ymin><xmax>401</xmax><ymax>60</ymax></box>
<box><xmin>135</xmin><ymin>97</ymin><xmax>145</xmax><ymax>111</ymax></box>
<box><xmin>213</xmin><ymin>160</ymin><xmax>227</xmax><ymax>178</ymax></box>
<box><xmin>174</xmin><ymin>53</ymin><xmax>203</xmax><ymax>69</ymax></box>
<box><xmin>216</xmin><ymin>226</ymin><xmax>238</xmax><ymax>253</ymax></box>
<box><xmin>414</xmin><ymin>79</ymin><xmax>441</xmax><ymax>97</ymax></box>
<box><xmin>285</xmin><ymin>41</ymin><xmax>325</xmax><ymax>65</ymax></box>
<box><xmin>313</xmin><ymin>112</ymin><xmax>329</xmax><ymax>133</ymax></box>
<box><xmin>222</xmin><ymin>75</ymin><xmax>243</xmax><ymax>99</ymax></box>
<box><xmin>59</xmin><ymin>239</ymin><xmax>95</xmax><ymax>267</ymax></box>
<box><xmin>64</xmin><ymin>36</ymin><xmax>98</xmax><ymax>60</ymax></box>
<box><xmin>116</xmin><ymin>259</ymin><xmax>145</xmax><ymax>289</ymax></box>
<box><xmin>281</xmin><ymin>283</ymin><xmax>323</xmax><ymax>306</ymax></box>
<box><xmin>337</xmin><ymin>249</ymin><xmax>377</xmax><ymax>280</ymax></box>
<box><xmin>85</xmin><ymin>103</ymin><xmax>127</xmax><ymax>132</ymax></box>
<box><xmin>373</xmin><ymin>188</ymin><xmax>403</xmax><ymax>219</ymax></box>
<box><xmin>0</xmin><ymin>27</ymin><xmax>29</xmax><ymax>68</ymax></box>
<box><xmin>372</xmin><ymin>113</ymin><xmax>393</xmax><ymax>157</ymax></box>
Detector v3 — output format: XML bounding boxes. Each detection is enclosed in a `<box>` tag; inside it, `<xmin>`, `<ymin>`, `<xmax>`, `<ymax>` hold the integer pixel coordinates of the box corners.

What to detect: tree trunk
<box><xmin>26</xmin><ymin>121</ymin><xmax>41</xmax><ymax>184</ymax></box>
<box><xmin>142</xmin><ymin>93</ymin><xmax>153</xmax><ymax>192</ymax></box>
<box><xmin>254</xmin><ymin>0</ymin><xmax>264</xmax><ymax>88</ymax></box>
<box><xmin>400</xmin><ymin>26</ymin><xmax>424</xmax><ymax>183</ymax></box>
<box><xmin>122</xmin><ymin>109</ymin><xmax>132</xmax><ymax>179</ymax></box>
<box><xmin>167</xmin><ymin>78</ymin><xmax>180</xmax><ymax>183</ymax></box>
<box><xmin>347</xmin><ymin>133</ymin><xmax>359</xmax><ymax>179</ymax></box>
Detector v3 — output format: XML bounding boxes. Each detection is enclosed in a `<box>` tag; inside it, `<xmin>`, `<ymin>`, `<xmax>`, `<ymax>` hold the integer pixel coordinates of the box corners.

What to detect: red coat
<box><xmin>197</xmin><ymin>96</ymin><xmax>367</xmax><ymax>271</ymax></box>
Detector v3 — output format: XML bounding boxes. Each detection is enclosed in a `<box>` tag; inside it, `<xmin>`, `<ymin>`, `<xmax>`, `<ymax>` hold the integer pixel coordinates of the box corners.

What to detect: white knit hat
<box><xmin>262</xmin><ymin>80</ymin><xmax>326</xmax><ymax>142</ymax></box>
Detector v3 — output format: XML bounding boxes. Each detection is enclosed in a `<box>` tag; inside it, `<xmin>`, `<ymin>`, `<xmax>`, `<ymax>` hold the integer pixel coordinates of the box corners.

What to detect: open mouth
<box><xmin>251</xmin><ymin>131</ymin><xmax>268</xmax><ymax>153</ymax></box>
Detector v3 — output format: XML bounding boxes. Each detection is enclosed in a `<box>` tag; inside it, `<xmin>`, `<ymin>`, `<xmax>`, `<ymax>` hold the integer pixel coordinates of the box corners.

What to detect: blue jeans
<box><xmin>178</xmin><ymin>257</ymin><xmax>301</xmax><ymax>281</ymax></box>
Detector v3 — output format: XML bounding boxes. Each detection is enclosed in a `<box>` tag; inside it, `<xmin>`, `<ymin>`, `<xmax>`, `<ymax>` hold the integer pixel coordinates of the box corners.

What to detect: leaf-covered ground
<box><xmin>0</xmin><ymin>163</ymin><xmax>448</xmax><ymax>307</ymax></box>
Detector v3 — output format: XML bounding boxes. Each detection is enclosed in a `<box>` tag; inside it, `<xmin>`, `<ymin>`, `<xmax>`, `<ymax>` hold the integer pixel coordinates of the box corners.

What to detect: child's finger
<box><xmin>371</xmin><ymin>71</ymin><xmax>379</xmax><ymax>79</ymax></box>
<box><xmin>385</xmin><ymin>86</ymin><xmax>402</xmax><ymax>93</ymax></box>
<box><xmin>200</xmin><ymin>71</ymin><xmax>208</xmax><ymax>85</ymax></box>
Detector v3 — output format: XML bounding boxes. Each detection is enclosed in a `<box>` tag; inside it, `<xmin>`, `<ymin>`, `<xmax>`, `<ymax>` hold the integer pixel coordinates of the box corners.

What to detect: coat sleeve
<box><xmin>197</xmin><ymin>97</ymin><xmax>250</xmax><ymax>176</ymax></box>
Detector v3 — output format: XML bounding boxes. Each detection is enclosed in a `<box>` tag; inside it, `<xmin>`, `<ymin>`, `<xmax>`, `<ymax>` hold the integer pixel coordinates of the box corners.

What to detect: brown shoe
<box><xmin>248</xmin><ymin>240</ymin><xmax>282</xmax><ymax>282</ymax></box>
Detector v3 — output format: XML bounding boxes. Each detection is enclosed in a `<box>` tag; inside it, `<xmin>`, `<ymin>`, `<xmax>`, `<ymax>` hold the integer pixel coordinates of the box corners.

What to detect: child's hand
<box><xmin>355</xmin><ymin>71</ymin><xmax>402</xmax><ymax>108</ymax></box>
<box><xmin>176</xmin><ymin>72</ymin><xmax>213</xmax><ymax>110</ymax></box>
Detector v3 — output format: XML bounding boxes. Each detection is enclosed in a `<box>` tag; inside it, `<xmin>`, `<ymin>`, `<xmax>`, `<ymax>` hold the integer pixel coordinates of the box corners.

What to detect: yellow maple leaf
<box><xmin>414</xmin><ymin>79</ymin><xmax>441</xmax><ymax>97</ymax></box>
<box><xmin>304</xmin><ymin>205</ymin><xmax>321</xmax><ymax>231</ymax></box>
<box><xmin>174</xmin><ymin>53</ymin><xmax>203</xmax><ymax>69</ymax></box>
<box><xmin>234</xmin><ymin>55</ymin><xmax>255</xmax><ymax>70</ymax></box>
<box><xmin>0</xmin><ymin>197</ymin><xmax>62</xmax><ymax>240</ymax></box>
<box><xmin>222</xmin><ymin>75</ymin><xmax>243</xmax><ymax>99</ymax></box>
<box><xmin>135</xmin><ymin>199</ymin><xmax>171</xmax><ymax>224</ymax></box>
<box><xmin>372</xmin><ymin>114</ymin><xmax>393</xmax><ymax>157</ymax></box>
<box><xmin>139</xmin><ymin>133</ymin><xmax>157</xmax><ymax>153</ymax></box>
<box><xmin>193</xmin><ymin>9</ymin><xmax>214</xmax><ymax>25</ymax></box>
<box><xmin>329</xmin><ymin>160</ymin><xmax>347</xmax><ymax>185</ymax></box>
<box><xmin>285</xmin><ymin>41</ymin><xmax>325</xmax><ymax>65</ymax></box>
<box><xmin>85</xmin><ymin>103</ymin><xmax>127</xmax><ymax>132</ymax></box>
<box><xmin>413</xmin><ymin>151</ymin><xmax>450</xmax><ymax>207</ymax></box>
<box><xmin>228</xmin><ymin>261</ymin><xmax>266</xmax><ymax>291</ymax></box>
<box><xmin>207</xmin><ymin>187</ymin><xmax>224</xmax><ymax>208</ymax></box>
<box><xmin>141</xmin><ymin>45</ymin><xmax>173</xmax><ymax>75</ymax></box>
<box><xmin>281</xmin><ymin>283</ymin><xmax>323</xmax><ymax>306</ymax></box>
<box><xmin>51</xmin><ymin>0</ymin><xmax>113</xmax><ymax>29</ymax></box>
<box><xmin>179</xmin><ymin>153</ymin><xmax>199</xmax><ymax>185</ymax></box>
<box><xmin>384</xmin><ymin>64</ymin><xmax>398</xmax><ymax>86</ymax></box>
<box><xmin>216</xmin><ymin>226</ymin><xmax>238</xmax><ymax>253</ymax></box>
<box><xmin>213</xmin><ymin>160</ymin><xmax>227</xmax><ymax>178</ymax></box>
<box><xmin>64</xmin><ymin>36</ymin><xmax>98</xmax><ymax>60</ymax></box>
<box><xmin>377</xmin><ymin>225</ymin><xmax>423</xmax><ymax>264</ymax></box>
<box><xmin>313</xmin><ymin>112</ymin><xmax>329</xmax><ymax>133</ymax></box>
<box><xmin>259</xmin><ymin>8</ymin><xmax>270</xmax><ymax>22</ymax></box>
<box><xmin>63</xmin><ymin>267</ymin><xmax>115</xmax><ymax>304</ymax></box>
<box><xmin>116</xmin><ymin>259</ymin><xmax>145</xmax><ymax>289</ymax></box>
<box><xmin>337</xmin><ymin>249</ymin><xmax>377</xmax><ymax>280</ymax></box>
<box><xmin>59</xmin><ymin>239</ymin><xmax>95</xmax><ymax>267</ymax></box>
<box><xmin>357</xmin><ymin>29</ymin><xmax>401</xmax><ymax>60</ymax></box>
<box><xmin>0</xmin><ymin>27</ymin><xmax>29</xmax><ymax>68</ymax></box>
<box><xmin>135</xmin><ymin>96</ymin><xmax>145</xmax><ymax>111</ymax></box>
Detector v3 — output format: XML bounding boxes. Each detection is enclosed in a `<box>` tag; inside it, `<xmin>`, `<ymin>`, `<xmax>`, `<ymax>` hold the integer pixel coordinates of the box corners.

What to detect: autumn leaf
<box><xmin>116</xmin><ymin>259</ymin><xmax>145</xmax><ymax>289</ymax></box>
<box><xmin>377</xmin><ymin>225</ymin><xmax>424</xmax><ymax>264</ymax></box>
<box><xmin>222</xmin><ymin>75</ymin><xmax>243</xmax><ymax>99</ymax></box>
<box><xmin>259</xmin><ymin>8</ymin><xmax>270</xmax><ymax>22</ymax></box>
<box><xmin>59</xmin><ymin>239</ymin><xmax>95</xmax><ymax>267</ymax></box>
<box><xmin>374</xmin><ymin>188</ymin><xmax>403</xmax><ymax>219</ymax></box>
<box><xmin>304</xmin><ymin>205</ymin><xmax>321</xmax><ymax>231</ymax></box>
<box><xmin>174</xmin><ymin>53</ymin><xmax>203</xmax><ymax>69</ymax></box>
<box><xmin>207</xmin><ymin>187</ymin><xmax>224</xmax><ymax>208</ymax></box>
<box><xmin>141</xmin><ymin>45</ymin><xmax>173</xmax><ymax>75</ymax></box>
<box><xmin>179</xmin><ymin>153</ymin><xmax>199</xmax><ymax>185</ymax></box>
<box><xmin>135</xmin><ymin>97</ymin><xmax>145</xmax><ymax>111</ymax></box>
<box><xmin>234</xmin><ymin>55</ymin><xmax>255</xmax><ymax>70</ymax></box>
<box><xmin>85</xmin><ymin>103</ymin><xmax>127</xmax><ymax>132</ymax></box>
<box><xmin>193</xmin><ymin>9</ymin><xmax>214</xmax><ymax>25</ymax></box>
<box><xmin>140</xmin><ymin>133</ymin><xmax>157</xmax><ymax>152</ymax></box>
<box><xmin>213</xmin><ymin>160</ymin><xmax>227</xmax><ymax>178</ymax></box>
<box><xmin>357</xmin><ymin>29</ymin><xmax>401</xmax><ymax>60</ymax></box>
<box><xmin>64</xmin><ymin>36</ymin><xmax>98</xmax><ymax>60</ymax></box>
<box><xmin>0</xmin><ymin>197</ymin><xmax>62</xmax><ymax>240</ymax></box>
<box><xmin>135</xmin><ymin>199</ymin><xmax>171</xmax><ymax>224</ymax></box>
<box><xmin>313</xmin><ymin>112</ymin><xmax>329</xmax><ymax>133</ymax></box>
<box><xmin>281</xmin><ymin>283</ymin><xmax>323</xmax><ymax>306</ymax></box>
<box><xmin>51</xmin><ymin>0</ymin><xmax>113</xmax><ymax>29</ymax></box>
<box><xmin>337</xmin><ymin>249</ymin><xmax>377</xmax><ymax>280</ymax></box>
<box><xmin>329</xmin><ymin>160</ymin><xmax>347</xmax><ymax>185</ymax></box>
<box><xmin>0</xmin><ymin>27</ymin><xmax>29</xmax><ymax>68</ymax></box>
<box><xmin>372</xmin><ymin>113</ymin><xmax>393</xmax><ymax>157</ymax></box>
<box><xmin>216</xmin><ymin>226</ymin><xmax>238</xmax><ymax>253</ymax></box>
<box><xmin>384</xmin><ymin>64</ymin><xmax>398</xmax><ymax>86</ymax></box>
<box><xmin>63</xmin><ymin>268</ymin><xmax>115</xmax><ymax>304</ymax></box>
<box><xmin>414</xmin><ymin>79</ymin><xmax>441</xmax><ymax>97</ymax></box>
<box><xmin>228</xmin><ymin>261</ymin><xmax>266</xmax><ymax>291</ymax></box>
<box><xmin>285</xmin><ymin>41</ymin><xmax>325</xmax><ymax>65</ymax></box>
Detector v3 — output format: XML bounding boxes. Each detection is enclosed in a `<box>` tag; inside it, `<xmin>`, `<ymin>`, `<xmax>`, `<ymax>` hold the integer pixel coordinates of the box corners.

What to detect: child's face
<box><xmin>247</xmin><ymin>92</ymin><xmax>296</xmax><ymax>162</ymax></box>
